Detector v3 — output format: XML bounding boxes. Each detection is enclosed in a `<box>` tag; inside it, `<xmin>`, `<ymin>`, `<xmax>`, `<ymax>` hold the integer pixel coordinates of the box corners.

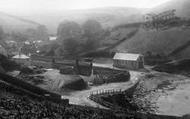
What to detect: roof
<box><xmin>12</xmin><ymin>54</ymin><xmax>30</xmax><ymax>59</ymax></box>
<box><xmin>113</xmin><ymin>53</ymin><xmax>142</xmax><ymax>61</ymax></box>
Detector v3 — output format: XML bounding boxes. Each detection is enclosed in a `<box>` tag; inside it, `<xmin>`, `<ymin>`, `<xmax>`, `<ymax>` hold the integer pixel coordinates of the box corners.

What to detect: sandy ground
<box><xmin>136</xmin><ymin>71</ymin><xmax>190</xmax><ymax>116</ymax></box>
<box><xmin>156</xmin><ymin>77</ymin><xmax>190</xmax><ymax>116</ymax></box>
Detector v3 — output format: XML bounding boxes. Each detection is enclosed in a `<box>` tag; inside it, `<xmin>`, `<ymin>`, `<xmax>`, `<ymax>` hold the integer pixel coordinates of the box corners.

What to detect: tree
<box><xmin>56</xmin><ymin>20</ymin><xmax>105</xmax><ymax>57</ymax></box>
<box><xmin>21</xmin><ymin>42</ymin><xmax>37</xmax><ymax>55</ymax></box>
<box><xmin>82</xmin><ymin>19</ymin><xmax>103</xmax><ymax>38</ymax></box>
<box><xmin>36</xmin><ymin>25</ymin><xmax>48</xmax><ymax>41</ymax></box>
<box><xmin>57</xmin><ymin>21</ymin><xmax>82</xmax><ymax>41</ymax></box>
<box><xmin>62</xmin><ymin>38</ymin><xmax>80</xmax><ymax>58</ymax></box>
<box><xmin>39</xmin><ymin>41</ymin><xmax>59</xmax><ymax>56</ymax></box>
<box><xmin>11</xmin><ymin>32</ymin><xmax>28</xmax><ymax>43</ymax></box>
<box><xmin>25</xmin><ymin>25</ymin><xmax>48</xmax><ymax>41</ymax></box>
<box><xmin>82</xmin><ymin>19</ymin><xmax>103</xmax><ymax>51</ymax></box>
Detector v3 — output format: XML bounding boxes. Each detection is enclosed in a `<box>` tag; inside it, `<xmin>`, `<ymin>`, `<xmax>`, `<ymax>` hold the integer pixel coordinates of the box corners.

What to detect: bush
<box><xmin>0</xmin><ymin>54</ymin><xmax>20</xmax><ymax>71</ymax></box>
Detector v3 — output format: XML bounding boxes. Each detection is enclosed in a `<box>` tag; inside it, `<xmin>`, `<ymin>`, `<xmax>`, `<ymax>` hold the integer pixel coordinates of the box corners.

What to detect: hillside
<box><xmin>19</xmin><ymin>7</ymin><xmax>145</xmax><ymax>34</ymax></box>
<box><xmin>113</xmin><ymin>0</ymin><xmax>190</xmax><ymax>59</ymax></box>
<box><xmin>3</xmin><ymin>0</ymin><xmax>190</xmax><ymax>60</ymax></box>
<box><xmin>153</xmin><ymin>59</ymin><xmax>190</xmax><ymax>76</ymax></box>
<box><xmin>151</xmin><ymin>0</ymin><xmax>190</xmax><ymax>18</ymax></box>
<box><xmin>77</xmin><ymin>0</ymin><xmax>190</xmax><ymax>60</ymax></box>
<box><xmin>0</xmin><ymin>12</ymin><xmax>40</xmax><ymax>33</ymax></box>
<box><xmin>81</xmin><ymin>23</ymin><xmax>190</xmax><ymax>60</ymax></box>
<box><xmin>114</xmin><ymin>27</ymin><xmax>190</xmax><ymax>59</ymax></box>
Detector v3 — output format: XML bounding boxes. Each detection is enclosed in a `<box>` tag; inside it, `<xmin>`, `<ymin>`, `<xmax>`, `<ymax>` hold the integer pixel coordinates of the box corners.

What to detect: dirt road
<box><xmin>60</xmin><ymin>70</ymin><xmax>142</xmax><ymax>108</ymax></box>
<box><xmin>41</xmin><ymin>68</ymin><xmax>142</xmax><ymax>108</ymax></box>
<box><xmin>37</xmin><ymin>61</ymin><xmax>143</xmax><ymax>108</ymax></box>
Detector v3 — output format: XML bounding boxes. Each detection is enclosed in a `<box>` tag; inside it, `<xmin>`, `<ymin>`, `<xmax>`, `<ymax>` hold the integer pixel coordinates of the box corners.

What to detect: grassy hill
<box><xmin>0</xmin><ymin>12</ymin><xmax>40</xmax><ymax>33</ymax></box>
<box><xmin>151</xmin><ymin>0</ymin><xmax>190</xmax><ymax>18</ymax></box>
<box><xmin>81</xmin><ymin>23</ymin><xmax>190</xmax><ymax>60</ymax></box>
<box><xmin>99</xmin><ymin>0</ymin><xmax>190</xmax><ymax>60</ymax></box>
<box><xmin>86</xmin><ymin>23</ymin><xmax>190</xmax><ymax>60</ymax></box>
<box><xmin>19</xmin><ymin>7</ymin><xmax>145</xmax><ymax>34</ymax></box>
<box><xmin>114</xmin><ymin>27</ymin><xmax>190</xmax><ymax>58</ymax></box>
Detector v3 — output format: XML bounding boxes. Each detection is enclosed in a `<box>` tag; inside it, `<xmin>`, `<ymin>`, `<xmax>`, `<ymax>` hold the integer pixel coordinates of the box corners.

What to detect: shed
<box><xmin>113</xmin><ymin>53</ymin><xmax>144</xmax><ymax>70</ymax></box>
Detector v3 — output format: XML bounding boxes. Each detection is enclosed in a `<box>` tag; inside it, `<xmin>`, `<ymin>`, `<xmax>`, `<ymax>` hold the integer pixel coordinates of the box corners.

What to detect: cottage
<box><xmin>12</xmin><ymin>54</ymin><xmax>31</xmax><ymax>66</ymax></box>
<box><xmin>113</xmin><ymin>53</ymin><xmax>144</xmax><ymax>70</ymax></box>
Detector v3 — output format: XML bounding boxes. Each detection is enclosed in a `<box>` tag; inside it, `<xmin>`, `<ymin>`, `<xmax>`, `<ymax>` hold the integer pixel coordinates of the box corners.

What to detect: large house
<box><xmin>113</xmin><ymin>53</ymin><xmax>144</xmax><ymax>70</ymax></box>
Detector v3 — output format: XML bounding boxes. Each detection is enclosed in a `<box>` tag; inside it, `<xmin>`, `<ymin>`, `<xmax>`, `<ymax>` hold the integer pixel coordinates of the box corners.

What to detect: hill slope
<box><xmin>19</xmin><ymin>7</ymin><xmax>145</xmax><ymax>34</ymax></box>
<box><xmin>114</xmin><ymin>27</ymin><xmax>190</xmax><ymax>59</ymax></box>
<box><xmin>151</xmin><ymin>0</ymin><xmax>190</xmax><ymax>18</ymax></box>
<box><xmin>107</xmin><ymin>0</ymin><xmax>190</xmax><ymax>60</ymax></box>
<box><xmin>0</xmin><ymin>12</ymin><xmax>41</xmax><ymax>33</ymax></box>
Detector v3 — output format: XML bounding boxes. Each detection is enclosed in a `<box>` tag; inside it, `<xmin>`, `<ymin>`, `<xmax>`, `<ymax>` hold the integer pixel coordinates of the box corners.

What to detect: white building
<box><xmin>12</xmin><ymin>54</ymin><xmax>31</xmax><ymax>66</ymax></box>
<box><xmin>113</xmin><ymin>53</ymin><xmax>144</xmax><ymax>70</ymax></box>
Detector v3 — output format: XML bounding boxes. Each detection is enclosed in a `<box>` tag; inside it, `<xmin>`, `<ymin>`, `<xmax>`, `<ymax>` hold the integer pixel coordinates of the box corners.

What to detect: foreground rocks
<box><xmin>0</xmin><ymin>81</ymin><xmax>116</xmax><ymax>119</ymax></box>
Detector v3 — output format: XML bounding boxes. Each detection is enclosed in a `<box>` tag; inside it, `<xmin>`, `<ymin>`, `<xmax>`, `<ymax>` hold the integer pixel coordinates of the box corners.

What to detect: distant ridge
<box><xmin>0</xmin><ymin>11</ymin><xmax>42</xmax><ymax>32</ymax></box>
<box><xmin>0</xmin><ymin>12</ymin><xmax>41</xmax><ymax>26</ymax></box>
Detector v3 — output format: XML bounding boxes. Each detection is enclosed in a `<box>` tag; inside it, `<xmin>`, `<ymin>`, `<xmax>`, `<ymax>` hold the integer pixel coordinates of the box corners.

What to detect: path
<box><xmin>60</xmin><ymin>70</ymin><xmax>142</xmax><ymax>108</ymax></box>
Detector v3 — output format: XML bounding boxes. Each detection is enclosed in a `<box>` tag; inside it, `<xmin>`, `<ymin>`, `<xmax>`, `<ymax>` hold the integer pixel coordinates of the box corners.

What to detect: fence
<box><xmin>90</xmin><ymin>89</ymin><xmax>123</xmax><ymax>96</ymax></box>
<box><xmin>89</xmin><ymin>89</ymin><xmax>125</xmax><ymax>110</ymax></box>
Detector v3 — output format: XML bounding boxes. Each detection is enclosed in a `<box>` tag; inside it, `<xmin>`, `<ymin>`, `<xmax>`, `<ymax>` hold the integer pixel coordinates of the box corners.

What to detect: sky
<box><xmin>0</xmin><ymin>0</ymin><xmax>171</xmax><ymax>14</ymax></box>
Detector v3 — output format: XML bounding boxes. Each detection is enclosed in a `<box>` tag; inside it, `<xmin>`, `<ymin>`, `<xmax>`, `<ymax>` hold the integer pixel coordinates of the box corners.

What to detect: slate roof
<box><xmin>113</xmin><ymin>53</ymin><xmax>142</xmax><ymax>61</ymax></box>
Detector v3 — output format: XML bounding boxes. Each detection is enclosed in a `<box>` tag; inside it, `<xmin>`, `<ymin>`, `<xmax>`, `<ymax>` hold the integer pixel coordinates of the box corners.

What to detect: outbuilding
<box><xmin>113</xmin><ymin>53</ymin><xmax>144</xmax><ymax>70</ymax></box>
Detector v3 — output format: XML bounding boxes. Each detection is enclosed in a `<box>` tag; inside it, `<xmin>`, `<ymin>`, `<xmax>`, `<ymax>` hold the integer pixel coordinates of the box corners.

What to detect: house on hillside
<box><xmin>12</xmin><ymin>54</ymin><xmax>31</xmax><ymax>66</ymax></box>
<box><xmin>113</xmin><ymin>53</ymin><xmax>144</xmax><ymax>70</ymax></box>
